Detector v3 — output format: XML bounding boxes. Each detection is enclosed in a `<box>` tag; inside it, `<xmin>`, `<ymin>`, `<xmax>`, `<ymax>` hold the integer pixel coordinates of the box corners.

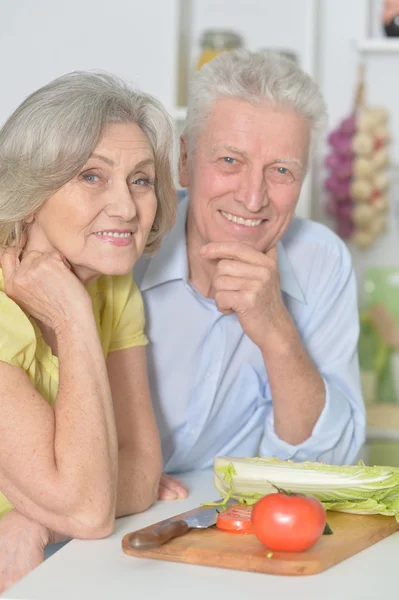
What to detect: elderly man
<box><xmin>136</xmin><ymin>50</ymin><xmax>365</xmax><ymax>499</ymax></box>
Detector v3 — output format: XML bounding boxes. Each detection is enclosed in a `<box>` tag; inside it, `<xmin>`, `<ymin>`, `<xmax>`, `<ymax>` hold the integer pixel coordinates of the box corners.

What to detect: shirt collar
<box><xmin>139</xmin><ymin>195</ymin><xmax>189</xmax><ymax>291</ymax></box>
<box><xmin>140</xmin><ymin>194</ymin><xmax>306</xmax><ymax>303</ymax></box>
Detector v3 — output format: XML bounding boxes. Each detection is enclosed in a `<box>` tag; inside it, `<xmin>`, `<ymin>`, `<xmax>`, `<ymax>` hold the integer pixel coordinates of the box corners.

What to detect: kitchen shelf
<box><xmin>358</xmin><ymin>38</ymin><xmax>399</xmax><ymax>53</ymax></box>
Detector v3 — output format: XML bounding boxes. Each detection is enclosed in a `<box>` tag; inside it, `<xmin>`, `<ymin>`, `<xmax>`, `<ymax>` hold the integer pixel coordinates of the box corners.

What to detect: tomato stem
<box><xmin>268</xmin><ymin>481</ymin><xmax>299</xmax><ymax>496</ymax></box>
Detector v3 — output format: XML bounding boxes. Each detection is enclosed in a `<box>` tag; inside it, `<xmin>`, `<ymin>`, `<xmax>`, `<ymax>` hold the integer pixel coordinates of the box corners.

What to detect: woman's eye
<box><xmin>132</xmin><ymin>177</ymin><xmax>153</xmax><ymax>186</ymax></box>
<box><xmin>83</xmin><ymin>173</ymin><xmax>100</xmax><ymax>183</ymax></box>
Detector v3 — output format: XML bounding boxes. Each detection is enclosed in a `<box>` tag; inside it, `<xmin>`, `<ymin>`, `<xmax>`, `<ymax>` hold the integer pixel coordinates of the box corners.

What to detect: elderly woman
<box><xmin>0</xmin><ymin>71</ymin><xmax>175</xmax><ymax>590</ymax></box>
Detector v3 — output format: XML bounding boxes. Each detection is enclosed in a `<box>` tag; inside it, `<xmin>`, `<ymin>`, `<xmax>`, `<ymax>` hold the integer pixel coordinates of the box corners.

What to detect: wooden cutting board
<box><xmin>122</xmin><ymin>504</ymin><xmax>399</xmax><ymax>576</ymax></box>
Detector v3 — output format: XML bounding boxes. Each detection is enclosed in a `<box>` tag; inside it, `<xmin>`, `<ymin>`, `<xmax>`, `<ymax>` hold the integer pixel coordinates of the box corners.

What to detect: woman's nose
<box><xmin>105</xmin><ymin>182</ymin><xmax>137</xmax><ymax>221</ymax></box>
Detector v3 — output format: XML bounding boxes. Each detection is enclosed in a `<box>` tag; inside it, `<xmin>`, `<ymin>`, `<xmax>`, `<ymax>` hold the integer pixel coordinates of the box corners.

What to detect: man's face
<box><xmin>180</xmin><ymin>97</ymin><xmax>310</xmax><ymax>253</ymax></box>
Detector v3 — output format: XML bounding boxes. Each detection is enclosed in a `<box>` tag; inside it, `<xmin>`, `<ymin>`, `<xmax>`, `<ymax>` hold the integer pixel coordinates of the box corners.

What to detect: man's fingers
<box><xmin>215</xmin><ymin>290</ymin><xmax>242</xmax><ymax>314</ymax></box>
<box><xmin>215</xmin><ymin>259</ymin><xmax>272</xmax><ymax>280</ymax></box>
<box><xmin>265</xmin><ymin>245</ymin><xmax>278</xmax><ymax>261</ymax></box>
<box><xmin>201</xmin><ymin>242</ymin><xmax>278</xmax><ymax>266</ymax></box>
<box><xmin>201</xmin><ymin>242</ymin><xmax>261</xmax><ymax>263</ymax></box>
<box><xmin>212</xmin><ymin>275</ymin><xmax>256</xmax><ymax>292</ymax></box>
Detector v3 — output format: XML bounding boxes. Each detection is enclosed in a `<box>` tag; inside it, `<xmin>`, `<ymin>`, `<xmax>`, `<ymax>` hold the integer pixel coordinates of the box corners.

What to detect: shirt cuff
<box><xmin>260</xmin><ymin>378</ymin><xmax>363</xmax><ymax>463</ymax></box>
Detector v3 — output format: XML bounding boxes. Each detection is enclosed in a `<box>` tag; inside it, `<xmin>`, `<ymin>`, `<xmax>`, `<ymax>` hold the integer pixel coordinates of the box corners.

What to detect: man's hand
<box><xmin>158</xmin><ymin>474</ymin><xmax>189</xmax><ymax>500</ymax></box>
<box><xmin>201</xmin><ymin>242</ymin><xmax>290</xmax><ymax>350</ymax></box>
<box><xmin>0</xmin><ymin>510</ymin><xmax>50</xmax><ymax>593</ymax></box>
<box><xmin>201</xmin><ymin>240</ymin><xmax>326</xmax><ymax>445</ymax></box>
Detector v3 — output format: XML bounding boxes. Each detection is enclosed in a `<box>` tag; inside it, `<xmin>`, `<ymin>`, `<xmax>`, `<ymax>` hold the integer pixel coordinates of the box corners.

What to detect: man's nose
<box><xmin>236</xmin><ymin>169</ymin><xmax>268</xmax><ymax>212</ymax></box>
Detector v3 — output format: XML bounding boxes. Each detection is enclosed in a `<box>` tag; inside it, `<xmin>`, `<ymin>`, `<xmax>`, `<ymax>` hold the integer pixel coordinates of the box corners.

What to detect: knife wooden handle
<box><xmin>127</xmin><ymin>519</ymin><xmax>189</xmax><ymax>550</ymax></box>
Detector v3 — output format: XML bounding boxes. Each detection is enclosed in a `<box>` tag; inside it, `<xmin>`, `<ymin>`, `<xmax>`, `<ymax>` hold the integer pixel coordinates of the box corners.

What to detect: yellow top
<box><xmin>0</xmin><ymin>269</ymin><xmax>148</xmax><ymax>519</ymax></box>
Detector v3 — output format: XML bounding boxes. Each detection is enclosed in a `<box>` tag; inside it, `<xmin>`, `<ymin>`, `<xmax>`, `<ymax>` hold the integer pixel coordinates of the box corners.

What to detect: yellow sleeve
<box><xmin>0</xmin><ymin>291</ymin><xmax>36</xmax><ymax>371</ymax></box>
<box><xmin>108</xmin><ymin>274</ymin><xmax>148</xmax><ymax>353</ymax></box>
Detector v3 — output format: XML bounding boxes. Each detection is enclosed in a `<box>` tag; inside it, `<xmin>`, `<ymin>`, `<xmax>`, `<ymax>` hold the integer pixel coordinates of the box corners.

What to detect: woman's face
<box><xmin>24</xmin><ymin>122</ymin><xmax>157</xmax><ymax>283</ymax></box>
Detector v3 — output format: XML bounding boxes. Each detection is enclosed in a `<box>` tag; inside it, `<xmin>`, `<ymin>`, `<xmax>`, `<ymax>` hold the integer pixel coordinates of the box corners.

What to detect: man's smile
<box><xmin>220</xmin><ymin>210</ymin><xmax>264</xmax><ymax>227</ymax></box>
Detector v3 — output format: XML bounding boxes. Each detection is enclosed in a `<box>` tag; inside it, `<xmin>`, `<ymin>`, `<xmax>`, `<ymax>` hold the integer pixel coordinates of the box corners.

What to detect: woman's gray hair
<box><xmin>0</xmin><ymin>71</ymin><xmax>176</xmax><ymax>253</ymax></box>
<box><xmin>183</xmin><ymin>49</ymin><xmax>327</xmax><ymax>158</ymax></box>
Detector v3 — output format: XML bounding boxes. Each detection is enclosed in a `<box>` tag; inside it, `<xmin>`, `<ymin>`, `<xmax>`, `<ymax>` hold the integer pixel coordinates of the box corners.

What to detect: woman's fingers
<box><xmin>158</xmin><ymin>474</ymin><xmax>189</xmax><ymax>500</ymax></box>
<box><xmin>1</xmin><ymin>248</ymin><xmax>18</xmax><ymax>282</ymax></box>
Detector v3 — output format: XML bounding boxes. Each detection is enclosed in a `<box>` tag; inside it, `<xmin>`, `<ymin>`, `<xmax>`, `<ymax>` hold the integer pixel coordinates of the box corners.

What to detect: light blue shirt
<box><xmin>135</xmin><ymin>195</ymin><xmax>365</xmax><ymax>473</ymax></box>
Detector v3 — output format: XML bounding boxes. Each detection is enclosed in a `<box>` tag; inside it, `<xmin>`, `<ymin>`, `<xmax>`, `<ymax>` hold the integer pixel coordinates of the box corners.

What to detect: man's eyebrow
<box><xmin>271</xmin><ymin>157</ymin><xmax>303</xmax><ymax>167</ymax></box>
<box><xmin>211</xmin><ymin>144</ymin><xmax>248</xmax><ymax>158</ymax></box>
<box><xmin>211</xmin><ymin>146</ymin><xmax>303</xmax><ymax>168</ymax></box>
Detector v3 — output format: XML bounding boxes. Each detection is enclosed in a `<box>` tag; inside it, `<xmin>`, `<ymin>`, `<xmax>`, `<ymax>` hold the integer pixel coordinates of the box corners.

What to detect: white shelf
<box><xmin>358</xmin><ymin>38</ymin><xmax>399</xmax><ymax>53</ymax></box>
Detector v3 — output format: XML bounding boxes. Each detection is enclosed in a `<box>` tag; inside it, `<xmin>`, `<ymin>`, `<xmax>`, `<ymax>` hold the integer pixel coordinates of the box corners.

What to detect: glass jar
<box><xmin>196</xmin><ymin>30</ymin><xmax>243</xmax><ymax>71</ymax></box>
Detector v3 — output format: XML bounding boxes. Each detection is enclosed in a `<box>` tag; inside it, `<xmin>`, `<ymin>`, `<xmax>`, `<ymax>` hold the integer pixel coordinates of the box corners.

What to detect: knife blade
<box><xmin>127</xmin><ymin>505</ymin><xmax>220</xmax><ymax>550</ymax></box>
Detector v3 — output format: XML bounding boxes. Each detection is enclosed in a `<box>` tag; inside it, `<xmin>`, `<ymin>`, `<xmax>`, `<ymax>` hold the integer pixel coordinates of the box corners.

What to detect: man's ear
<box><xmin>178</xmin><ymin>135</ymin><xmax>190</xmax><ymax>188</ymax></box>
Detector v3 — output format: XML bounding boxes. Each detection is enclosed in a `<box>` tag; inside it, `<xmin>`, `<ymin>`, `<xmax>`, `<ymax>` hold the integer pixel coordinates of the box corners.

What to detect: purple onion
<box><xmin>325</xmin><ymin>196</ymin><xmax>338</xmax><ymax>216</ymax></box>
<box><xmin>340</xmin><ymin>115</ymin><xmax>357</xmax><ymax>136</ymax></box>
<box><xmin>325</xmin><ymin>176</ymin><xmax>340</xmax><ymax>193</ymax></box>
<box><xmin>328</xmin><ymin>131</ymin><xmax>345</xmax><ymax>148</ymax></box>
<box><xmin>336</xmin><ymin>219</ymin><xmax>355</xmax><ymax>239</ymax></box>
<box><xmin>335</xmin><ymin>181</ymin><xmax>350</xmax><ymax>200</ymax></box>
<box><xmin>336</xmin><ymin>203</ymin><xmax>353</xmax><ymax>219</ymax></box>
<box><xmin>335</xmin><ymin>160</ymin><xmax>353</xmax><ymax>181</ymax></box>
<box><xmin>325</xmin><ymin>154</ymin><xmax>341</xmax><ymax>170</ymax></box>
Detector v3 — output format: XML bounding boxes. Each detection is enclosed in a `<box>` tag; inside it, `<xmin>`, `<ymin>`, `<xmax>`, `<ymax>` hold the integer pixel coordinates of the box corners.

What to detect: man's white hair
<box><xmin>183</xmin><ymin>49</ymin><xmax>327</xmax><ymax>157</ymax></box>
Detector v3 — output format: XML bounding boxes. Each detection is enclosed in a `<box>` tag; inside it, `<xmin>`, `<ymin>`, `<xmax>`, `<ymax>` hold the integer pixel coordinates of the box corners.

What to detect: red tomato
<box><xmin>251</xmin><ymin>492</ymin><xmax>326</xmax><ymax>552</ymax></box>
<box><xmin>216</xmin><ymin>504</ymin><xmax>253</xmax><ymax>533</ymax></box>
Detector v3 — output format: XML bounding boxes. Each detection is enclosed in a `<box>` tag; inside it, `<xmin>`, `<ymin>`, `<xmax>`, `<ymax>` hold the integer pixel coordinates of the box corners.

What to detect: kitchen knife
<box><xmin>127</xmin><ymin>506</ymin><xmax>219</xmax><ymax>550</ymax></box>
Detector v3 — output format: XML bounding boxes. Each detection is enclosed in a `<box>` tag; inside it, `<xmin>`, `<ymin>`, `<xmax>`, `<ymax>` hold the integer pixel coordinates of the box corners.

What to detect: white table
<box><xmin>2</xmin><ymin>469</ymin><xmax>398</xmax><ymax>600</ymax></box>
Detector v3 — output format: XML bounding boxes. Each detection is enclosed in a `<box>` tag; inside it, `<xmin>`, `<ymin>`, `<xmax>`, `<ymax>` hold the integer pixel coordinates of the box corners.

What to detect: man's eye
<box><xmin>222</xmin><ymin>157</ymin><xmax>236</xmax><ymax>164</ymax></box>
<box><xmin>268</xmin><ymin>165</ymin><xmax>294</xmax><ymax>184</ymax></box>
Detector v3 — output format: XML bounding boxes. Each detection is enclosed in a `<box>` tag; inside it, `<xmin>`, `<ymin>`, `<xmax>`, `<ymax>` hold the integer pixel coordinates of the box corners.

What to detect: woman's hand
<box><xmin>0</xmin><ymin>510</ymin><xmax>49</xmax><ymax>593</ymax></box>
<box><xmin>1</xmin><ymin>248</ymin><xmax>91</xmax><ymax>333</ymax></box>
<box><xmin>158</xmin><ymin>474</ymin><xmax>189</xmax><ymax>500</ymax></box>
